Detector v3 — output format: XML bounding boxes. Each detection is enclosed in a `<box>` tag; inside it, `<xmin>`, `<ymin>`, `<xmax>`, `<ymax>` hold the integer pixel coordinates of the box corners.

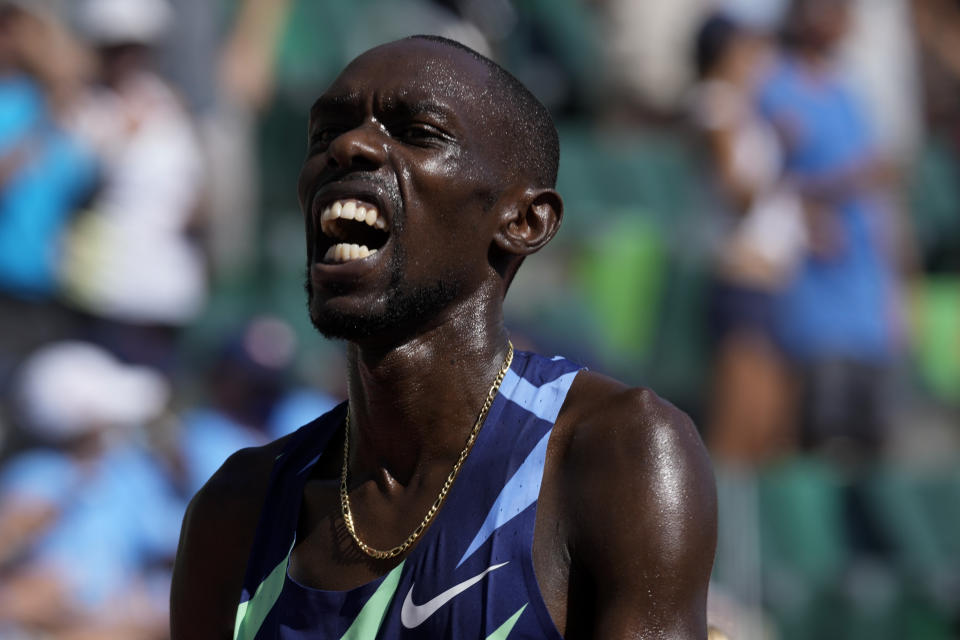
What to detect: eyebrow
<box><xmin>309</xmin><ymin>92</ymin><xmax>362</xmax><ymax>120</ymax></box>
<box><xmin>383</xmin><ymin>98</ymin><xmax>455</xmax><ymax>123</ymax></box>
<box><xmin>309</xmin><ymin>91</ymin><xmax>456</xmax><ymax>125</ymax></box>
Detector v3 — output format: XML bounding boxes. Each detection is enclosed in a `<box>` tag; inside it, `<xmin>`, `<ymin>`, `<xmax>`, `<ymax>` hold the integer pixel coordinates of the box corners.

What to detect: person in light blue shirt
<box><xmin>757</xmin><ymin>0</ymin><xmax>902</xmax><ymax>451</ymax></box>
<box><xmin>0</xmin><ymin>74</ymin><xmax>97</xmax><ymax>299</ymax></box>
<box><xmin>0</xmin><ymin>341</ymin><xmax>180</xmax><ymax>637</ymax></box>
<box><xmin>0</xmin><ymin>15</ymin><xmax>98</xmax><ymax>395</ymax></box>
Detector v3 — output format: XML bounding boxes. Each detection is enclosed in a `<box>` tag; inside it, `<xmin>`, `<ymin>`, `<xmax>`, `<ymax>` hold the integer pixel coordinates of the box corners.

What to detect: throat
<box><xmin>345</xmin><ymin>335</ymin><xmax>513</xmax><ymax>479</ymax></box>
<box><xmin>337</xmin><ymin>340</ymin><xmax>514</xmax><ymax>560</ymax></box>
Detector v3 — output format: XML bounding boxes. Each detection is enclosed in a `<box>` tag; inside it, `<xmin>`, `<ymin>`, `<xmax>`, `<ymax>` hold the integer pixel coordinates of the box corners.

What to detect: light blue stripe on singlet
<box><xmin>298</xmin><ymin>453</ymin><xmax>322</xmax><ymax>476</ymax></box>
<box><xmin>457</xmin><ymin>368</ymin><xmax>579</xmax><ymax>568</ymax></box>
<box><xmin>457</xmin><ymin>430</ymin><xmax>551</xmax><ymax>567</ymax></box>
<box><xmin>499</xmin><ymin>369</ymin><xmax>578</xmax><ymax>423</ymax></box>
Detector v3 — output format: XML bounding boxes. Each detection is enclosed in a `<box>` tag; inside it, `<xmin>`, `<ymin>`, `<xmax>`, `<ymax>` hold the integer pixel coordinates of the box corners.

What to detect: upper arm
<box><xmin>170</xmin><ymin>444</ymin><xmax>279</xmax><ymax>640</ymax></box>
<box><xmin>567</xmin><ymin>387</ymin><xmax>717</xmax><ymax>639</ymax></box>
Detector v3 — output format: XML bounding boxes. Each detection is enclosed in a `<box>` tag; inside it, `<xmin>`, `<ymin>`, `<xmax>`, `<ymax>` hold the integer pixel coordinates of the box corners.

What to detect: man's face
<box><xmin>800</xmin><ymin>0</ymin><xmax>851</xmax><ymax>52</ymax></box>
<box><xmin>297</xmin><ymin>39</ymin><xmax>509</xmax><ymax>342</ymax></box>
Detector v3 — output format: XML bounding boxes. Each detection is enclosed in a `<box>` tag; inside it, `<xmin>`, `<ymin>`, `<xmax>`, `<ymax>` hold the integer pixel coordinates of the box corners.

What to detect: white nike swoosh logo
<box><xmin>400</xmin><ymin>561</ymin><xmax>509</xmax><ymax>628</ymax></box>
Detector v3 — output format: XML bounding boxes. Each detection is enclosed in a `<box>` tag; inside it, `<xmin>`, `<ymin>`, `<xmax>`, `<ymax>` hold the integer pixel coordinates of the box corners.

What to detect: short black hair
<box><xmin>407</xmin><ymin>35</ymin><xmax>560</xmax><ymax>189</ymax></box>
<box><xmin>693</xmin><ymin>13</ymin><xmax>741</xmax><ymax>79</ymax></box>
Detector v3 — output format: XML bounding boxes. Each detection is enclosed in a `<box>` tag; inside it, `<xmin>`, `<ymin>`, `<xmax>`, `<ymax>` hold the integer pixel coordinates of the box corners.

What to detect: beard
<box><xmin>304</xmin><ymin>245</ymin><xmax>462</xmax><ymax>341</ymax></box>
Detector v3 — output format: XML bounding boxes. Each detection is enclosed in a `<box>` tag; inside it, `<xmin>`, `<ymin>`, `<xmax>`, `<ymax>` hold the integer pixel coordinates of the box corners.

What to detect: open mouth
<box><xmin>317</xmin><ymin>198</ymin><xmax>390</xmax><ymax>263</ymax></box>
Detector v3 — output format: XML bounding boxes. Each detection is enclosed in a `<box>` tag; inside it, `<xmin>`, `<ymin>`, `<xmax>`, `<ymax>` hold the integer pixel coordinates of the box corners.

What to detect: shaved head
<box><xmin>406</xmin><ymin>35</ymin><xmax>560</xmax><ymax>191</ymax></box>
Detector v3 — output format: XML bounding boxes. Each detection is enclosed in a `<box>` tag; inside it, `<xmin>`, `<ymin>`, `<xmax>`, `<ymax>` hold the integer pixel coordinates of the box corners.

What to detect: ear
<box><xmin>493</xmin><ymin>187</ymin><xmax>564</xmax><ymax>257</ymax></box>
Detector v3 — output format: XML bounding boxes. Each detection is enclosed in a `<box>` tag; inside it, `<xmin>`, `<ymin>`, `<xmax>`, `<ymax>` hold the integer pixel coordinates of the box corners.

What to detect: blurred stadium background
<box><xmin>0</xmin><ymin>0</ymin><xmax>958</xmax><ymax>638</ymax></box>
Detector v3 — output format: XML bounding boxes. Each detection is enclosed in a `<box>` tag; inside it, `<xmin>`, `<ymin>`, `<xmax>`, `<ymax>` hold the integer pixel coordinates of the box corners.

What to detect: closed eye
<box><xmin>392</xmin><ymin>122</ymin><xmax>451</xmax><ymax>147</ymax></box>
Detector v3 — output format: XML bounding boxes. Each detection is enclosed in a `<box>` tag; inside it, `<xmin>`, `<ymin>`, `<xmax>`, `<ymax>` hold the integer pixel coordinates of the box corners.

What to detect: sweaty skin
<box><xmin>171</xmin><ymin>38</ymin><xmax>716</xmax><ymax>639</ymax></box>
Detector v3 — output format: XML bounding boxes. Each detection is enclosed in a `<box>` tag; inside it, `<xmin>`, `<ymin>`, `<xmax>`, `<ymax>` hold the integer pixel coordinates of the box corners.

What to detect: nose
<box><xmin>326</xmin><ymin>121</ymin><xmax>388</xmax><ymax>171</ymax></box>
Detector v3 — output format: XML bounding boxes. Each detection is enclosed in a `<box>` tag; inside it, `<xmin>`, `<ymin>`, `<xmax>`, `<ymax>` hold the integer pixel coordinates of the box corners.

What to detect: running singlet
<box><xmin>233</xmin><ymin>350</ymin><xmax>583</xmax><ymax>639</ymax></box>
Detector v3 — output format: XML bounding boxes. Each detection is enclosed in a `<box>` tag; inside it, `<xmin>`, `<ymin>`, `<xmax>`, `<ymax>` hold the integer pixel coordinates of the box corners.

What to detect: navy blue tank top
<box><xmin>233</xmin><ymin>350</ymin><xmax>583</xmax><ymax>639</ymax></box>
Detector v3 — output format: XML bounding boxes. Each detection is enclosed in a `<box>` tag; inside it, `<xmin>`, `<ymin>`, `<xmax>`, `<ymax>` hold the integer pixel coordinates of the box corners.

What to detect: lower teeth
<box><xmin>324</xmin><ymin>244</ymin><xmax>377</xmax><ymax>262</ymax></box>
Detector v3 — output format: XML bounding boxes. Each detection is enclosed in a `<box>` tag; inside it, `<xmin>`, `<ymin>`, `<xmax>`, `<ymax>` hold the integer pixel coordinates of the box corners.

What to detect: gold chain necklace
<box><xmin>340</xmin><ymin>341</ymin><xmax>514</xmax><ymax>560</ymax></box>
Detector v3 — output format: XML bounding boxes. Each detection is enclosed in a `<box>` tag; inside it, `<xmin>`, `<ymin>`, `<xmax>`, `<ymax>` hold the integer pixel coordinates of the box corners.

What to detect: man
<box><xmin>761</xmin><ymin>0</ymin><xmax>902</xmax><ymax>453</ymax></box>
<box><xmin>171</xmin><ymin>36</ymin><xmax>716</xmax><ymax>639</ymax></box>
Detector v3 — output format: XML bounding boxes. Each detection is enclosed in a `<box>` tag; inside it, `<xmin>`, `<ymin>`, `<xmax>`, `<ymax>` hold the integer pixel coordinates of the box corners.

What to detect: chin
<box><xmin>306</xmin><ymin>277</ymin><xmax>462</xmax><ymax>343</ymax></box>
<box><xmin>309</xmin><ymin>306</ymin><xmax>394</xmax><ymax>341</ymax></box>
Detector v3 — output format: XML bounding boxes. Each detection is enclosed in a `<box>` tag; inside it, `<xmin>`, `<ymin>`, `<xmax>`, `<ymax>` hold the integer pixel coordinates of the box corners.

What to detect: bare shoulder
<box><xmin>170</xmin><ymin>436</ymin><xmax>290</xmax><ymax>640</ymax></box>
<box><xmin>556</xmin><ymin>370</ymin><xmax>717</xmax><ymax>638</ymax></box>
<box><xmin>560</xmin><ymin>370</ymin><xmax>714</xmax><ymax>493</ymax></box>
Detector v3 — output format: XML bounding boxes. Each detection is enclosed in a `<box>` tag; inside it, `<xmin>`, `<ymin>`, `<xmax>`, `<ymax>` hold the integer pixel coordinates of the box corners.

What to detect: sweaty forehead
<box><xmin>318</xmin><ymin>40</ymin><xmax>493</xmax><ymax>117</ymax></box>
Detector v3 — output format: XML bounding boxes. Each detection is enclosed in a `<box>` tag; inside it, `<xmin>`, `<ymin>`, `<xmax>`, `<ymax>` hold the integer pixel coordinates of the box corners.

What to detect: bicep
<box><xmin>568</xmin><ymin>393</ymin><xmax>717</xmax><ymax>639</ymax></box>
<box><xmin>170</xmin><ymin>446</ymin><xmax>275</xmax><ymax>640</ymax></box>
<box><xmin>170</xmin><ymin>489</ymin><xmax>242</xmax><ymax>640</ymax></box>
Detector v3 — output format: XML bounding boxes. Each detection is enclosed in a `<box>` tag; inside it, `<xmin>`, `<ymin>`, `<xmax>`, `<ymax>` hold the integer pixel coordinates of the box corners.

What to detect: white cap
<box><xmin>77</xmin><ymin>0</ymin><xmax>172</xmax><ymax>45</ymax></box>
<box><xmin>16</xmin><ymin>341</ymin><xmax>170</xmax><ymax>441</ymax></box>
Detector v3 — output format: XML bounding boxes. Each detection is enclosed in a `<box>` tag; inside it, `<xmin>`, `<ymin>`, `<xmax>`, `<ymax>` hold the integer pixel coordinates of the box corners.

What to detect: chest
<box><xmin>286</xmin><ymin>446</ymin><xmax>571</xmax><ymax>603</ymax></box>
<box><xmin>237</xmin><ymin>354</ymin><xmax>584</xmax><ymax>638</ymax></box>
<box><xmin>281</xmin><ymin>436</ymin><xmax>572</xmax><ymax>639</ymax></box>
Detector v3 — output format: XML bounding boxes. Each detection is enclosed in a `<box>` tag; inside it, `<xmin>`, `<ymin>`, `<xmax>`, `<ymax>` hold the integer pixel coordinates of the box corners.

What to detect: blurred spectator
<box><xmin>0</xmin><ymin>5</ymin><xmax>97</xmax><ymax>395</ymax></box>
<box><xmin>839</xmin><ymin>0</ymin><xmax>923</xmax><ymax>285</ymax></box>
<box><xmin>691</xmin><ymin>13</ymin><xmax>806</xmax><ymax>463</ymax></box>
<box><xmin>0</xmin><ymin>341</ymin><xmax>182</xmax><ymax>639</ymax></box>
<box><xmin>913</xmin><ymin>0</ymin><xmax>960</xmax><ymax>133</ymax></box>
<box><xmin>759</xmin><ymin>0</ymin><xmax>906</xmax><ymax>456</ymax></box>
<box><xmin>172</xmin><ymin>316</ymin><xmax>336</xmax><ymax>498</ymax></box>
<box><xmin>200</xmin><ymin>0</ymin><xmax>292</xmax><ymax>279</ymax></box>
<box><xmin>600</xmin><ymin>0</ymin><xmax>707</xmax><ymax>117</ymax></box>
<box><xmin>839</xmin><ymin>0</ymin><xmax>922</xmax><ymax>165</ymax></box>
<box><xmin>59</xmin><ymin>0</ymin><xmax>206</xmax><ymax>371</ymax></box>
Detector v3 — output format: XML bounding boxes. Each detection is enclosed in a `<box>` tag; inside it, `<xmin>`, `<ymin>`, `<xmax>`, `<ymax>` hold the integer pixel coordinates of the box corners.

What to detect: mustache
<box><xmin>310</xmin><ymin>170</ymin><xmax>404</xmax><ymax>219</ymax></box>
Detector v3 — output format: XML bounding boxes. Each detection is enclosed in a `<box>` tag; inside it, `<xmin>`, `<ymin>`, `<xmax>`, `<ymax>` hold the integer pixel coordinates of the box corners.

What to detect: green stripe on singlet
<box><xmin>485</xmin><ymin>604</ymin><xmax>527</xmax><ymax>640</ymax></box>
<box><xmin>233</xmin><ymin>543</ymin><xmax>404</xmax><ymax>640</ymax></box>
<box><xmin>339</xmin><ymin>561</ymin><xmax>406</xmax><ymax>640</ymax></box>
<box><xmin>234</xmin><ymin>541</ymin><xmax>294</xmax><ymax>640</ymax></box>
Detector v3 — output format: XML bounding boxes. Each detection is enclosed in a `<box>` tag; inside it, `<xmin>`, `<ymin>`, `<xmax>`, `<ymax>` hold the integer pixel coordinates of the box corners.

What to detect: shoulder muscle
<box><xmin>561</xmin><ymin>372</ymin><xmax>717</xmax><ymax>638</ymax></box>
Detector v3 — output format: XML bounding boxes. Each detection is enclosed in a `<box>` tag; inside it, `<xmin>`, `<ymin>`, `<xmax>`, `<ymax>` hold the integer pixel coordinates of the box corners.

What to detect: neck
<box><xmin>344</xmin><ymin>295</ymin><xmax>511</xmax><ymax>487</ymax></box>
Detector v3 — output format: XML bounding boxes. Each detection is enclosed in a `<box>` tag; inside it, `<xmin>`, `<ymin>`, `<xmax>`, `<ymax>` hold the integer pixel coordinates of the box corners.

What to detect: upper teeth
<box><xmin>319</xmin><ymin>198</ymin><xmax>388</xmax><ymax>236</ymax></box>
